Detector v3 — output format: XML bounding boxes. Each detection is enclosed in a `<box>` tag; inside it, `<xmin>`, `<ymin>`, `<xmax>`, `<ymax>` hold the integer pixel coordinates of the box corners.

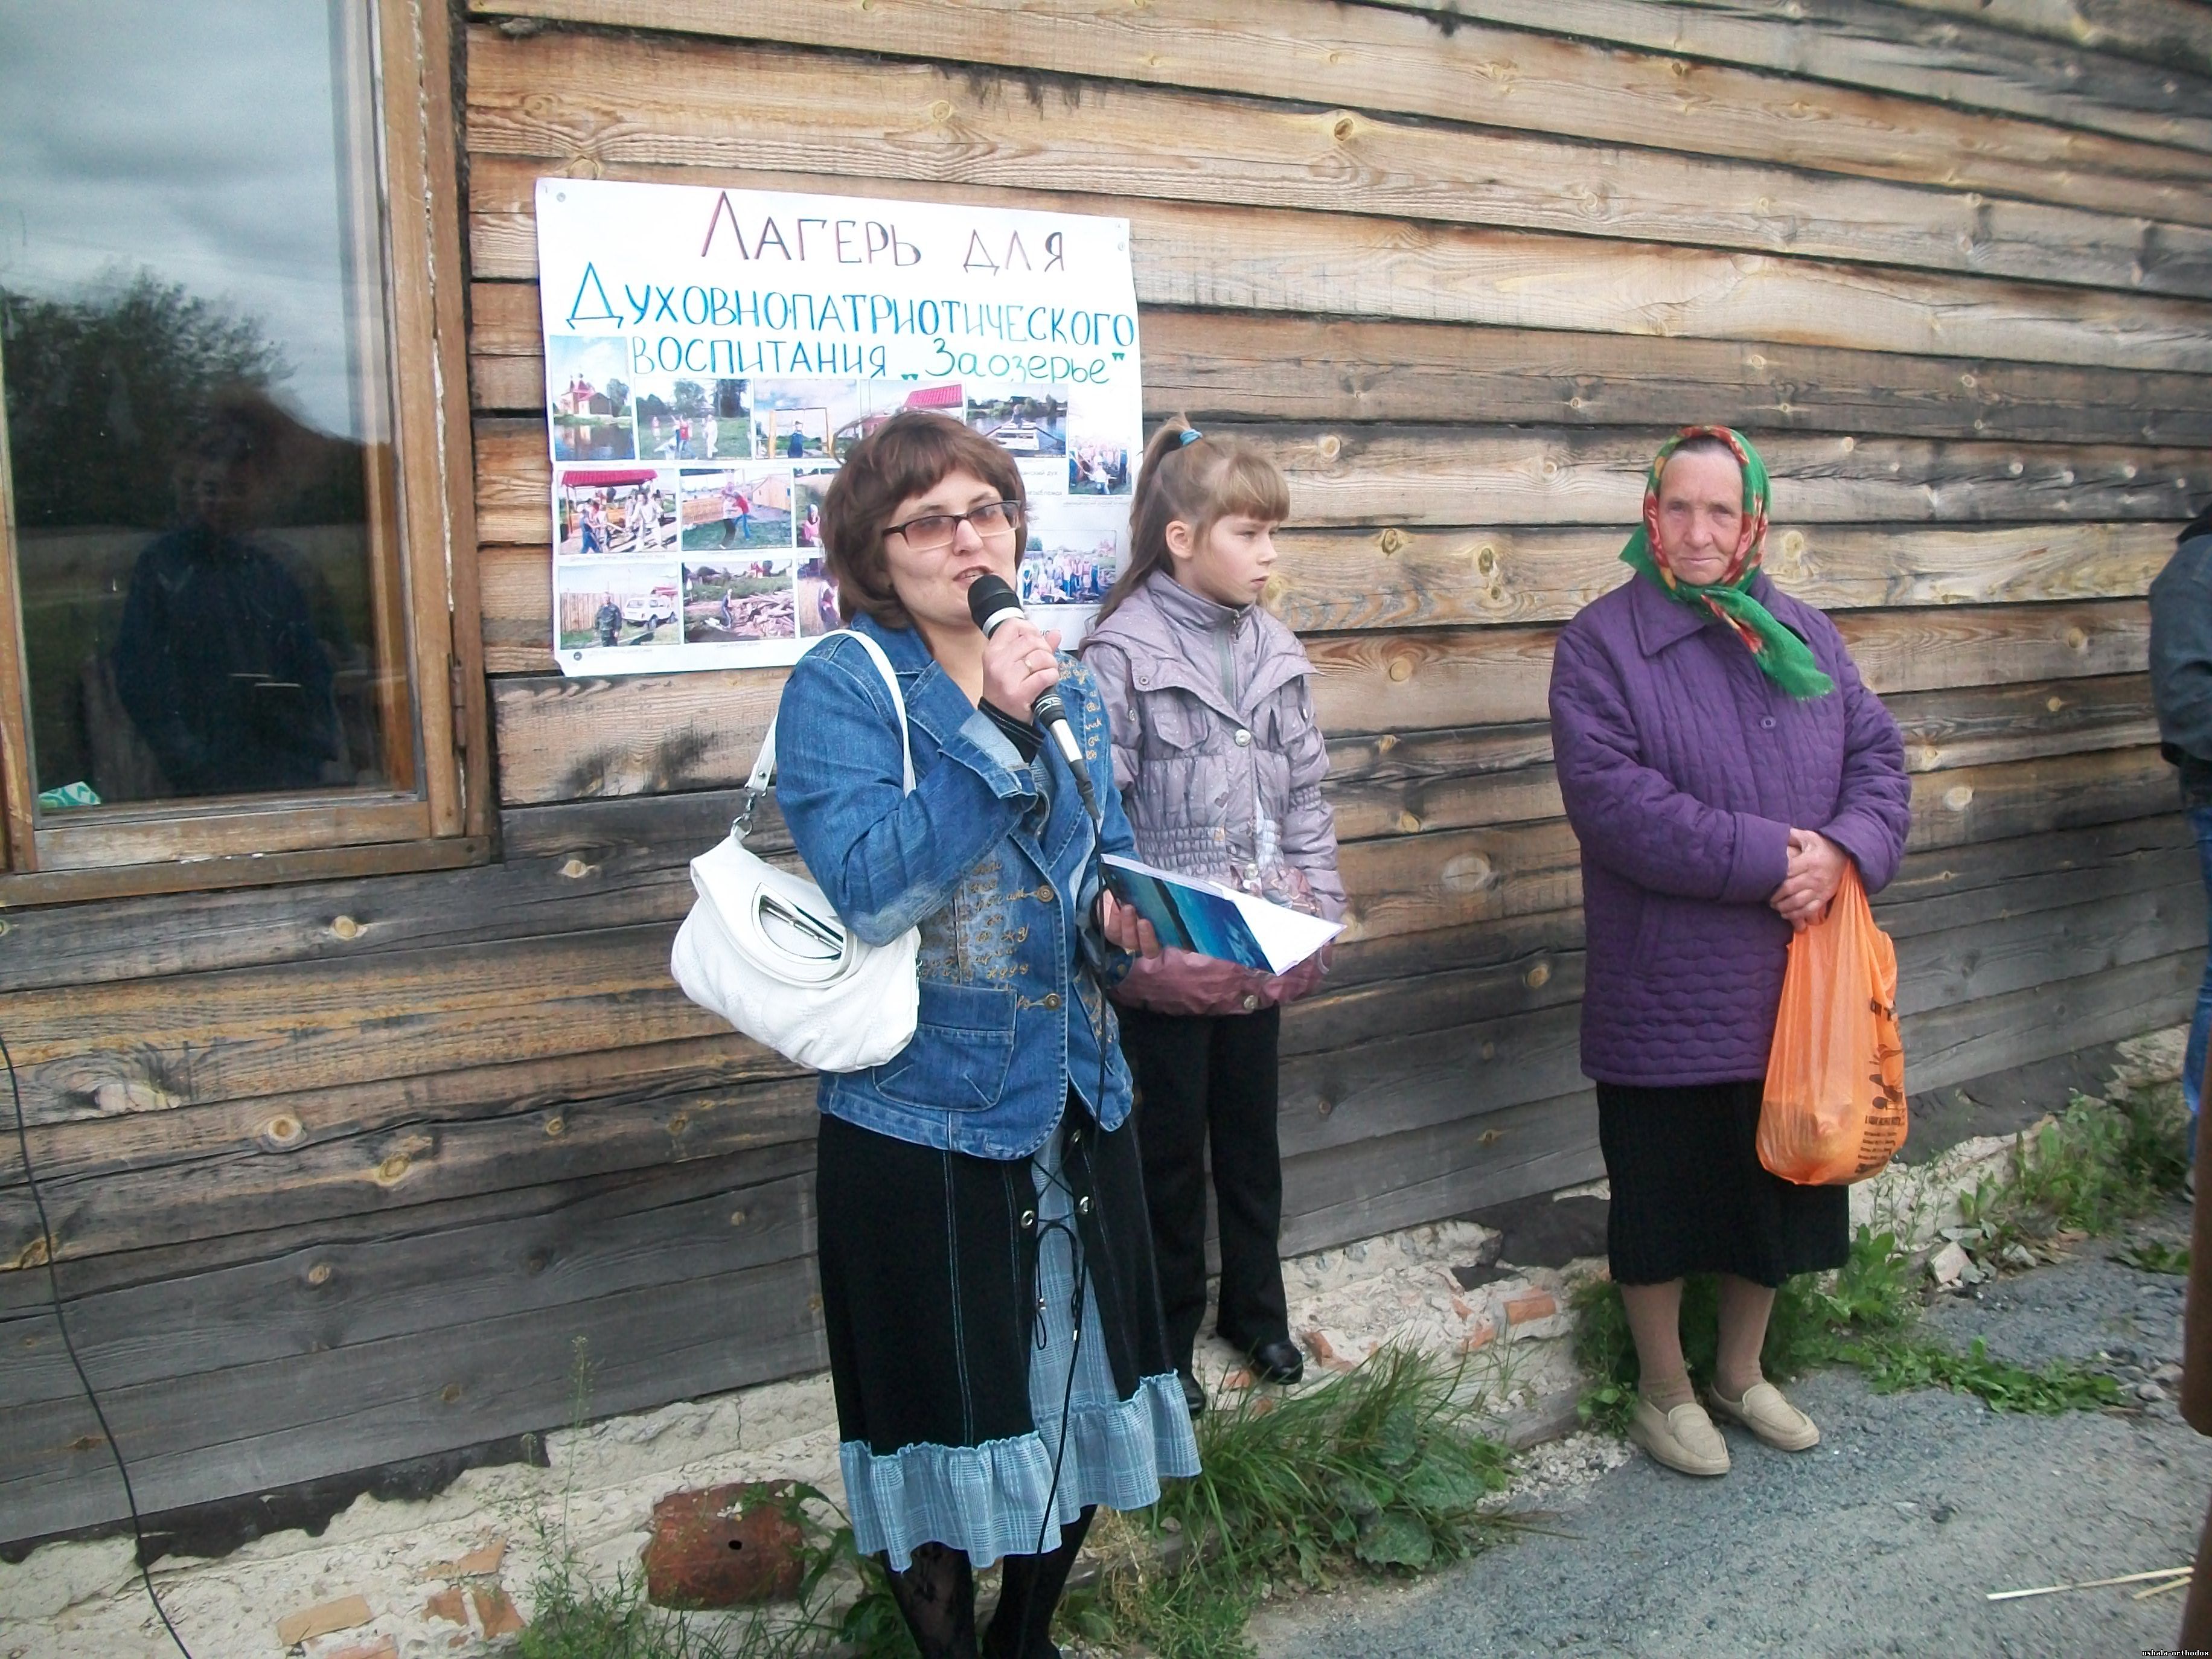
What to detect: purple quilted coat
<box><xmin>1549</xmin><ymin>572</ymin><xmax>1912</xmax><ymax>1086</ymax></box>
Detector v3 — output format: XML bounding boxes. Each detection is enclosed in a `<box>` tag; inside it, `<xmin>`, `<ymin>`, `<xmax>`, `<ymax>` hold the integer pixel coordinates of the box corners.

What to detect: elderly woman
<box><xmin>775</xmin><ymin>412</ymin><xmax>1197</xmax><ymax>1659</ymax></box>
<box><xmin>1549</xmin><ymin>427</ymin><xmax>1912</xmax><ymax>1478</ymax></box>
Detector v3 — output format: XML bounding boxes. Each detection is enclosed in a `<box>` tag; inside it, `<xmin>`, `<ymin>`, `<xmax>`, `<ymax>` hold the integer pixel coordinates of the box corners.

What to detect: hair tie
<box><xmin>1177</xmin><ymin>427</ymin><xmax>1203</xmax><ymax>446</ymax></box>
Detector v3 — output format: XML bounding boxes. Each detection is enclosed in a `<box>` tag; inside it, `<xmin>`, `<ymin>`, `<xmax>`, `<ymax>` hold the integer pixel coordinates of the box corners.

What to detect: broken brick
<box><xmin>423</xmin><ymin>1586</ymin><xmax>467</xmax><ymax>1625</ymax></box>
<box><xmin>276</xmin><ymin>1594</ymin><xmax>372</xmax><ymax>1646</ymax></box>
<box><xmin>472</xmin><ymin>1585</ymin><xmax>526</xmax><ymax>1638</ymax></box>
<box><xmin>643</xmin><ymin>1480</ymin><xmax>807</xmax><ymax>1609</ymax></box>
<box><xmin>1503</xmin><ymin>1290</ymin><xmax>1559</xmax><ymax>1326</ymax></box>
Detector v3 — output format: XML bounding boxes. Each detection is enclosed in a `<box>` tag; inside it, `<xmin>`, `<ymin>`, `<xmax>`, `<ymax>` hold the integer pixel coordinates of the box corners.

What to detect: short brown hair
<box><xmin>819</xmin><ymin>411</ymin><xmax>1027</xmax><ymax>629</ymax></box>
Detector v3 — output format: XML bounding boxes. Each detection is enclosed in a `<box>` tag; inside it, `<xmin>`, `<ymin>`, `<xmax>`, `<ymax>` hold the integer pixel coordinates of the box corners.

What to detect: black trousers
<box><xmin>1116</xmin><ymin>1003</ymin><xmax>1290</xmax><ymax>1369</ymax></box>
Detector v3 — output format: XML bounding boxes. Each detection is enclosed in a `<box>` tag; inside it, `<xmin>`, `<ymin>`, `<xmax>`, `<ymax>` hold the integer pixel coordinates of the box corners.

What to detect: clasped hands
<box><xmin>1771</xmin><ymin>827</ymin><xmax>1848</xmax><ymax>932</ymax></box>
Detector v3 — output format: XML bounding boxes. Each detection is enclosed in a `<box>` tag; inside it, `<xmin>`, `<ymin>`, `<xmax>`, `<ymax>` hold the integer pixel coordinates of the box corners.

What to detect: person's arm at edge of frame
<box><xmin>2151</xmin><ymin>538</ymin><xmax>2212</xmax><ymax>773</ymax></box>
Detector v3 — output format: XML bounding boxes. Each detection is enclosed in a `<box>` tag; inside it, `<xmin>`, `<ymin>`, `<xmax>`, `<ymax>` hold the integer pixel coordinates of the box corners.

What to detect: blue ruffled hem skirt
<box><xmin>833</xmin><ymin>1119</ymin><xmax>1201</xmax><ymax>1570</ymax></box>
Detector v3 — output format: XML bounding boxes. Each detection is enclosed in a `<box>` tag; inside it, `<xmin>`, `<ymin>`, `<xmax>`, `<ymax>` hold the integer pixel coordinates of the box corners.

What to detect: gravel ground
<box><xmin>1248</xmin><ymin>1204</ymin><xmax>2212</xmax><ymax>1659</ymax></box>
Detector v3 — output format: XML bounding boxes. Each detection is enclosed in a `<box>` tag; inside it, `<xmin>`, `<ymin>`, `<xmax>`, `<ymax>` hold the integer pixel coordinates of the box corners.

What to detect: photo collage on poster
<box><xmin>548</xmin><ymin>339</ymin><xmax>1134</xmax><ymax>668</ymax></box>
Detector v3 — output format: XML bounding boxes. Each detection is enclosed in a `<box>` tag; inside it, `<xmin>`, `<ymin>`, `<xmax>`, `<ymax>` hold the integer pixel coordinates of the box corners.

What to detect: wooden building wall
<box><xmin>6</xmin><ymin>0</ymin><xmax>2211</xmax><ymax>1543</ymax></box>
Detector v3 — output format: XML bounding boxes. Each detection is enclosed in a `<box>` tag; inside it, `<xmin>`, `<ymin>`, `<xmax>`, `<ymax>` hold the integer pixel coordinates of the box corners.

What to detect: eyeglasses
<box><xmin>886</xmin><ymin>499</ymin><xmax>1020</xmax><ymax>552</ymax></box>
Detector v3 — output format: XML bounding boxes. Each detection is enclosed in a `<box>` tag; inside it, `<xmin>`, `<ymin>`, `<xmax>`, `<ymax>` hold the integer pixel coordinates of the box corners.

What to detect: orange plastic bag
<box><xmin>1758</xmin><ymin>866</ymin><xmax>1907</xmax><ymax>1185</ymax></box>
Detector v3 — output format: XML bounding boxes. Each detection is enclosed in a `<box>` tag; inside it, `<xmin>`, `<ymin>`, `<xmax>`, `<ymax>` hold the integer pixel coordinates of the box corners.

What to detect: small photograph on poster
<box><xmin>753</xmin><ymin>380</ymin><xmax>842</xmax><ymax>461</ymax></box>
<box><xmin>968</xmin><ymin>386</ymin><xmax>1067</xmax><ymax>456</ymax></box>
<box><xmin>793</xmin><ymin>468</ymin><xmax>833</xmax><ymax>553</ymax></box>
<box><xmin>555</xmin><ymin>560</ymin><xmax>682</xmax><ymax>650</ymax></box>
<box><xmin>681</xmin><ymin>466</ymin><xmax>793</xmax><ymax>551</ymax></box>
<box><xmin>850</xmin><ymin>382</ymin><xmax>965</xmax><ymax>453</ymax></box>
<box><xmin>547</xmin><ymin>336</ymin><xmax>636</xmax><ymax>462</ymax></box>
<box><xmin>1068</xmin><ymin>432</ymin><xmax>1133</xmax><ymax>496</ymax></box>
<box><xmin>1022</xmin><ymin>497</ymin><xmax>1124</xmax><ymax>618</ymax></box>
<box><xmin>557</xmin><ymin>466</ymin><xmax>677</xmax><ymax>558</ymax></box>
<box><xmin>683</xmin><ymin>558</ymin><xmax>798</xmax><ymax>643</ymax></box>
<box><xmin>797</xmin><ymin>554</ymin><xmax>843</xmax><ymax>638</ymax></box>
<box><xmin>633</xmin><ymin>374</ymin><xmax>744</xmax><ymax>462</ymax></box>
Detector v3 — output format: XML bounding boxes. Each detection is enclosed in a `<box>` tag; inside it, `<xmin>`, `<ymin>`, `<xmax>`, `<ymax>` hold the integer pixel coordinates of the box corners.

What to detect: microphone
<box><xmin>967</xmin><ymin>572</ymin><xmax>1101</xmax><ymax>824</ymax></box>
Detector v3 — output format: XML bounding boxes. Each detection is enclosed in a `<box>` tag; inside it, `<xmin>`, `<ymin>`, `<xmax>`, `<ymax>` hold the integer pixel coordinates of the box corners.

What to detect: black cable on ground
<box><xmin>4</xmin><ymin>1026</ymin><xmax>194</xmax><ymax>1658</ymax></box>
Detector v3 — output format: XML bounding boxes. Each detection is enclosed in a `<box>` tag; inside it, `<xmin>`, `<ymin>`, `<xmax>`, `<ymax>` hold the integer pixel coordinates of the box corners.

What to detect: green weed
<box><xmin>1067</xmin><ymin>1346</ymin><xmax>1515</xmax><ymax>1659</ymax></box>
<box><xmin>2117</xmin><ymin>1240</ymin><xmax>2191</xmax><ymax>1275</ymax></box>
<box><xmin>1844</xmin><ymin>1335</ymin><xmax>2126</xmax><ymax>1414</ymax></box>
<box><xmin>2005</xmin><ymin>1089</ymin><xmax>2191</xmax><ymax>1238</ymax></box>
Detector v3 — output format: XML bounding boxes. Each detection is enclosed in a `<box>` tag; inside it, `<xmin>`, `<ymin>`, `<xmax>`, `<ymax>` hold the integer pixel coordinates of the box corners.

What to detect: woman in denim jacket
<box><xmin>776</xmin><ymin>413</ymin><xmax>1198</xmax><ymax>1659</ymax></box>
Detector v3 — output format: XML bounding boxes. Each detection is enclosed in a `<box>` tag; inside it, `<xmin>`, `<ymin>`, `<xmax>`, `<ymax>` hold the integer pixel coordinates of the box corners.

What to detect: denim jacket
<box><xmin>775</xmin><ymin>613</ymin><xmax>1136</xmax><ymax>1160</ymax></box>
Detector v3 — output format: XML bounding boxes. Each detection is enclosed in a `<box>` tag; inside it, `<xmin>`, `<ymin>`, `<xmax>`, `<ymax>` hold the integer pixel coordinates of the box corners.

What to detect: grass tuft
<box><xmin>1842</xmin><ymin>1334</ymin><xmax>2126</xmax><ymax>1414</ymax></box>
<box><xmin>1067</xmin><ymin>1346</ymin><xmax>1514</xmax><ymax>1658</ymax></box>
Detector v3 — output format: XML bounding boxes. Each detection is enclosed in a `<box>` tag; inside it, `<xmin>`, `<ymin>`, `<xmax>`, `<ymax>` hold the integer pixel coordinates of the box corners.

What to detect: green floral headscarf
<box><xmin>1619</xmin><ymin>426</ymin><xmax>1833</xmax><ymax>701</ymax></box>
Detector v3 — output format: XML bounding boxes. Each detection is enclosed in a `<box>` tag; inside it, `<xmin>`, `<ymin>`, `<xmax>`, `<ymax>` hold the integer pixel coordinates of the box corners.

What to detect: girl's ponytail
<box><xmin>1093</xmin><ymin>416</ymin><xmax>1290</xmax><ymax>626</ymax></box>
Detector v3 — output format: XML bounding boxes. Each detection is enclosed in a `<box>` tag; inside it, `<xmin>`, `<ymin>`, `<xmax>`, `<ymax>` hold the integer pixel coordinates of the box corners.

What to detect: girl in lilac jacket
<box><xmin>1549</xmin><ymin>427</ymin><xmax>1910</xmax><ymax>1480</ymax></box>
<box><xmin>1081</xmin><ymin>420</ymin><xmax>1344</xmax><ymax>1417</ymax></box>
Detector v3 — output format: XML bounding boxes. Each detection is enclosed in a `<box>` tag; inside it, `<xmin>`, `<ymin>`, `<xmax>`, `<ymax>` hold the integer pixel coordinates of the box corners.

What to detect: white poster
<box><xmin>535</xmin><ymin>179</ymin><xmax>1145</xmax><ymax>676</ymax></box>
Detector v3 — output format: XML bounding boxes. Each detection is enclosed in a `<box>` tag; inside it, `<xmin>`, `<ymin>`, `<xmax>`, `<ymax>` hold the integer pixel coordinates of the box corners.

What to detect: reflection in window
<box><xmin>0</xmin><ymin>1</ymin><xmax>407</xmax><ymax>813</ymax></box>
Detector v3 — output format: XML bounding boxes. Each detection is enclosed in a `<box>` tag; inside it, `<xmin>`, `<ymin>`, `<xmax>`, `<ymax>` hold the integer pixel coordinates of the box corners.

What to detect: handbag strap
<box><xmin>738</xmin><ymin>630</ymin><xmax>913</xmax><ymax>839</ymax></box>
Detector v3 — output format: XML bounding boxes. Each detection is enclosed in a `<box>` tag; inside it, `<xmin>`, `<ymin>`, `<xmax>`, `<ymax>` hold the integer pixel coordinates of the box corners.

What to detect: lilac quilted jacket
<box><xmin>1080</xmin><ymin>572</ymin><xmax>1346</xmax><ymax>1015</ymax></box>
<box><xmin>1549</xmin><ymin>572</ymin><xmax>1911</xmax><ymax>1086</ymax></box>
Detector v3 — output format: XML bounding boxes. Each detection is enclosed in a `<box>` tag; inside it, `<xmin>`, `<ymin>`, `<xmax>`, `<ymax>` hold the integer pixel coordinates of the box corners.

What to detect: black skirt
<box><xmin>813</xmin><ymin>1100</ymin><xmax>1178</xmax><ymax>1458</ymax></box>
<box><xmin>1596</xmin><ymin>1078</ymin><xmax>1849</xmax><ymax>1287</ymax></box>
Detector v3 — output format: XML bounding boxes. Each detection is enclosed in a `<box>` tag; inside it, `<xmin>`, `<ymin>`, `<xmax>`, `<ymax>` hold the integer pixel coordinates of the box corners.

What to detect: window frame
<box><xmin>0</xmin><ymin>0</ymin><xmax>490</xmax><ymax>906</ymax></box>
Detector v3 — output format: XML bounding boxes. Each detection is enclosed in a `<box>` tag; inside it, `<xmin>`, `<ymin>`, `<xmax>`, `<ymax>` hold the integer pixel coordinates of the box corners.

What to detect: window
<box><xmin>0</xmin><ymin>0</ymin><xmax>484</xmax><ymax>900</ymax></box>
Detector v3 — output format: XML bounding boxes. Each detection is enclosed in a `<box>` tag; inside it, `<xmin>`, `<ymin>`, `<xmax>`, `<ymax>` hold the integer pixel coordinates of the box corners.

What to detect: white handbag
<box><xmin>670</xmin><ymin>630</ymin><xmax>921</xmax><ymax>1072</ymax></box>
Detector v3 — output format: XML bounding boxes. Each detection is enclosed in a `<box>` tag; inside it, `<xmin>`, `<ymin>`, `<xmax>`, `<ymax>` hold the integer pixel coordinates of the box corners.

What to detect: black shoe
<box><xmin>1179</xmin><ymin>1370</ymin><xmax>1206</xmax><ymax>1418</ymax></box>
<box><xmin>1245</xmin><ymin>1337</ymin><xmax>1305</xmax><ymax>1386</ymax></box>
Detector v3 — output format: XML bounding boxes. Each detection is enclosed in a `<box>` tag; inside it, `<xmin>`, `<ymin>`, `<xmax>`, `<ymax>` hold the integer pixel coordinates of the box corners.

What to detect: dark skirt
<box><xmin>813</xmin><ymin>1100</ymin><xmax>1196</xmax><ymax>1568</ymax></box>
<box><xmin>1596</xmin><ymin>1078</ymin><xmax>1849</xmax><ymax>1287</ymax></box>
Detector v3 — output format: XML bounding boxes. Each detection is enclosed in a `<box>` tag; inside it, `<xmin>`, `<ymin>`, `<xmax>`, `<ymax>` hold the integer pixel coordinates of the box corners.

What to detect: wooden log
<box><xmin>1276</xmin><ymin>877</ymin><xmax>2200</xmax><ymax>1163</ymax></box>
<box><xmin>1900</xmin><ymin>945</ymin><xmax>2199</xmax><ymax>1094</ymax></box>
<box><xmin>1324</xmin><ymin>675</ymin><xmax>2159</xmax><ymax>842</ymax></box>
<box><xmin>470</xmin><ymin>289</ymin><xmax>2212</xmax><ymax>452</ymax></box>
<box><xmin>1268</xmin><ymin>520</ymin><xmax>2169</xmax><ymax>635</ymax></box>
<box><xmin>0</xmin><ymin>923</ymin><xmax>763</xmax><ymax>1130</ymax></box>
<box><xmin>1897</xmin><ymin>880</ymin><xmax>2204</xmax><ymax>1017</ymax></box>
<box><xmin>1883</xmin><ymin>0</ymin><xmax>2212</xmax><ymax>80</ymax></box>
<box><xmin>0</xmin><ymin>1251</ymin><xmax>829</xmax><ymax>1541</ymax></box>
<box><xmin>487</xmin><ymin>600</ymin><xmax>2149</xmax><ymax>804</ymax></box>
<box><xmin>1878</xmin><ymin>810</ymin><xmax>2191</xmax><ymax>921</ymax></box>
<box><xmin>462</xmin><ymin>2</ymin><xmax>2212</xmax><ymax>222</ymax></box>
<box><xmin>1</xmin><ymin>1151</ymin><xmax>819</xmax><ymax>1404</ymax></box>
<box><xmin>455</xmin><ymin>30</ymin><xmax>2212</xmax><ymax>295</ymax></box>
<box><xmin>0</xmin><ymin>821</ymin><xmax>1582</xmax><ymax>1127</ymax></box>
<box><xmin>476</xmin><ymin>415</ymin><xmax>2205</xmax><ymax>546</ymax></box>
<box><xmin>1300</xmin><ymin>602</ymin><xmax>2146</xmax><ymax>738</ymax></box>
<box><xmin>13</xmin><ymin>815</ymin><xmax>2186</xmax><ymax>1271</ymax></box>
<box><xmin>477</xmin><ymin>519</ymin><xmax>2170</xmax><ymax>674</ymax></box>
<box><xmin>467</xmin><ymin>155</ymin><xmax>2212</xmax><ymax>374</ymax></box>
<box><xmin>0</xmin><ymin>1063</ymin><xmax>817</xmax><ymax>1275</ymax></box>
<box><xmin>1277</xmin><ymin>1088</ymin><xmax>1605</xmax><ymax>1259</ymax></box>
<box><xmin>1369</xmin><ymin>0</ymin><xmax>2212</xmax><ymax>152</ymax></box>
<box><xmin>1904</xmin><ymin>744</ymin><xmax>2174</xmax><ymax>849</ymax></box>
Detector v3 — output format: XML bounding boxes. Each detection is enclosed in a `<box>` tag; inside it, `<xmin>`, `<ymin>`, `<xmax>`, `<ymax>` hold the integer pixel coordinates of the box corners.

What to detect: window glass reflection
<box><xmin>0</xmin><ymin>1</ymin><xmax>402</xmax><ymax>812</ymax></box>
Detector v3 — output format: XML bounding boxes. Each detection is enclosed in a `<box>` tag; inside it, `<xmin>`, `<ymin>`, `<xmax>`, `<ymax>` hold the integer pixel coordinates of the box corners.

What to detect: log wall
<box><xmin>4</xmin><ymin>0</ymin><xmax>2208</xmax><ymax>1542</ymax></box>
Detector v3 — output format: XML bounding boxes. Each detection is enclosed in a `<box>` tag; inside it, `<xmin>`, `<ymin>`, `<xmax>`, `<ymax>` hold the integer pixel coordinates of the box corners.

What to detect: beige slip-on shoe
<box><xmin>1708</xmin><ymin>1380</ymin><xmax>1821</xmax><ymax>1451</ymax></box>
<box><xmin>1628</xmin><ymin>1396</ymin><xmax>1731</xmax><ymax>1477</ymax></box>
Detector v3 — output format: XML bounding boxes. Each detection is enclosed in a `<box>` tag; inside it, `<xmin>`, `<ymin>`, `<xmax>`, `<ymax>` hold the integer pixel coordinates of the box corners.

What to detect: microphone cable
<box><xmin>4</xmin><ymin>1024</ymin><xmax>196</xmax><ymax>1658</ymax></box>
<box><xmin>1016</xmin><ymin>697</ymin><xmax>1114</xmax><ymax>1645</ymax></box>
